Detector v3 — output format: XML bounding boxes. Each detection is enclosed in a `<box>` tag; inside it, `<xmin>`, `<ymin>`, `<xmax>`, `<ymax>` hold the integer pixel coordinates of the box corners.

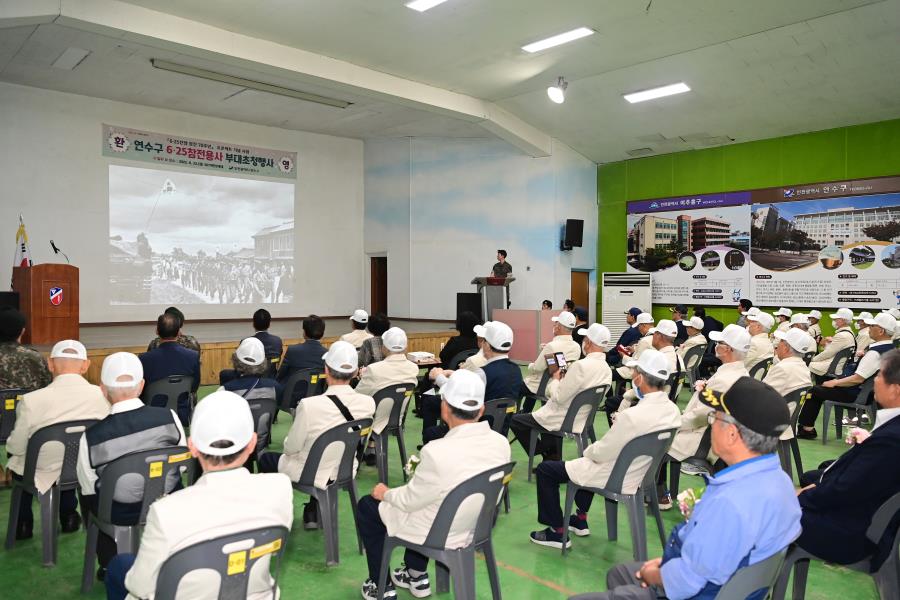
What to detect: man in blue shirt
<box><xmin>140</xmin><ymin>312</ymin><xmax>201</xmax><ymax>427</ymax></box>
<box><xmin>607</xmin><ymin>307</ymin><xmax>644</xmax><ymax>367</ymax></box>
<box><xmin>276</xmin><ymin>315</ymin><xmax>327</xmax><ymax>407</ymax></box>
<box><xmin>570</xmin><ymin>377</ymin><xmax>801</xmax><ymax>600</ymax></box>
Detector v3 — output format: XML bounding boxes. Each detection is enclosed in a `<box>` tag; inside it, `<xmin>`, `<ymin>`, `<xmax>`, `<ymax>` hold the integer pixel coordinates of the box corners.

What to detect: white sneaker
<box><xmin>679</xmin><ymin>462</ymin><xmax>709</xmax><ymax>476</ymax></box>
<box><xmin>361</xmin><ymin>579</ymin><xmax>396</xmax><ymax>600</ymax></box>
<box><xmin>390</xmin><ymin>566</ymin><xmax>431</xmax><ymax>598</ymax></box>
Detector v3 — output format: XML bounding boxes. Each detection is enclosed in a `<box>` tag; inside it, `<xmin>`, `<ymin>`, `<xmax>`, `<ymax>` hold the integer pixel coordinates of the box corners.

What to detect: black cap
<box><xmin>671</xmin><ymin>304</ymin><xmax>688</xmax><ymax>314</ymax></box>
<box><xmin>0</xmin><ymin>306</ymin><xmax>26</xmax><ymax>342</ymax></box>
<box><xmin>625</xmin><ymin>307</ymin><xmax>642</xmax><ymax>317</ymax></box>
<box><xmin>699</xmin><ymin>377</ymin><xmax>790</xmax><ymax>437</ymax></box>
<box><xmin>573</xmin><ymin>307</ymin><xmax>588</xmax><ymax>321</ymax></box>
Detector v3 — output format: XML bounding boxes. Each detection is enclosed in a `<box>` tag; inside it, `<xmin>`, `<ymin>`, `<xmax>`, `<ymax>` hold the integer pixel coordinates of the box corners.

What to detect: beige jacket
<box><xmin>124</xmin><ymin>468</ymin><xmax>293</xmax><ymax>600</ymax></box>
<box><xmin>619</xmin><ymin>346</ymin><xmax>684</xmax><ymax>411</ymax></box>
<box><xmin>668</xmin><ymin>361</ymin><xmax>749</xmax><ymax>461</ymax></box>
<box><xmin>524</xmin><ymin>335</ymin><xmax>582</xmax><ymax>393</ymax></box>
<box><xmin>856</xmin><ymin>327</ymin><xmax>872</xmax><ymax>356</ymax></box>
<box><xmin>6</xmin><ymin>374</ymin><xmax>109</xmax><ymax>493</ymax></box>
<box><xmin>677</xmin><ymin>334</ymin><xmax>708</xmax><ymax>364</ymax></box>
<box><xmin>565</xmin><ymin>391</ymin><xmax>680</xmax><ymax>493</ymax></box>
<box><xmin>380</xmin><ymin>421</ymin><xmax>510</xmax><ymax>547</ymax></box>
<box><xmin>534</xmin><ymin>352</ymin><xmax>612</xmax><ymax>431</ymax></box>
<box><xmin>809</xmin><ymin>327</ymin><xmax>856</xmax><ymax>376</ymax></box>
<box><xmin>745</xmin><ymin>333</ymin><xmax>774</xmax><ymax>370</ymax></box>
<box><xmin>341</xmin><ymin>329</ymin><xmax>373</xmax><ymax>349</ymax></box>
<box><xmin>762</xmin><ymin>356</ymin><xmax>812</xmax><ymax>441</ymax></box>
<box><xmin>354</xmin><ymin>354</ymin><xmax>419</xmax><ymax>433</ymax></box>
<box><xmin>278</xmin><ymin>385</ymin><xmax>375</xmax><ymax>487</ymax></box>
<box><xmin>615</xmin><ymin>334</ymin><xmax>654</xmax><ymax>379</ymax></box>
<box><xmin>808</xmin><ymin>323</ymin><xmax>822</xmax><ymax>345</ymax></box>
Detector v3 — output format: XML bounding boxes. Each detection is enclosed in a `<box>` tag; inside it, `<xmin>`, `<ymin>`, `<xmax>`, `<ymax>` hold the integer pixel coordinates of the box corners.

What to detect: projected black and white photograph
<box><xmin>109</xmin><ymin>165</ymin><xmax>295</xmax><ymax>305</ymax></box>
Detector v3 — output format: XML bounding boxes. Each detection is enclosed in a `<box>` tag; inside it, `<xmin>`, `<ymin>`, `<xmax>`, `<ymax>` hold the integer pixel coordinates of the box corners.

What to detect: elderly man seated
<box><xmin>521</xmin><ymin>311</ymin><xmax>582</xmax><ymax>411</ymax></box>
<box><xmin>676</xmin><ymin>316</ymin><xmax>707</xmax><ymax>363</ymax></box>
<box><xmin>744</xmin><ymin>312</ymin><xmax>774</xmax><ymax>369</ymax></box>
<box><xmin>763</xmin><ymin>328</ymin><xmax>815</xmax><ymax>447</ymax></box>
<box><xmin>809</xmin><ymin>308</ymin><xmax>856</xmax><ymax>382</ymax></box>
<box><xmin>616</xmin><ymin>319</ymin><xmax>684</xmax><ymax>414</ymax></box>
<box><xmin>530</xmin><ymin>349</ymin><xmax>681</xmax><ymax>549</ymax></box>
<box><xmin>569</xmin><ymin>377</ymin><xmax>801</xmax><ymax>600</ymax></box>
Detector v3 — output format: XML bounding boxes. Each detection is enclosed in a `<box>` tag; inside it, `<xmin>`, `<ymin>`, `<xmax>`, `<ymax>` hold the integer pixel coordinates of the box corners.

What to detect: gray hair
<box><xmin>106</xmin><ymin>384</ymin><xmax>142</xmax><ymax>402</ymax></box>
<box><xmin>232</xmin><ymin>353</ymin><xmax>268</xmax><ymax>377</ymax></box>
<box><xmin>784</xmin><ymin>345</ymin><xmax>805</xmax><ymax>359</ymax></box>
<box><xmin>721</xmin><ymin>413</ymin><xmax>780</xmax><ymax>454</ymax></box>
<box><xmin>635</xmin><ymin>366</ymin><xmax>666</xmax><ymax>390</ymax></box>
<box><xmin>729</xmin><ymin>349</ymin><xmax>747</xmax><ymax>362</ymax></box>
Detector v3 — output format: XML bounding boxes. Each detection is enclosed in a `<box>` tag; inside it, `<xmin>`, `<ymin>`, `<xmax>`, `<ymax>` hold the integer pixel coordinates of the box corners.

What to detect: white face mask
<box><xmin>581</xmin><ymin>340</ymin><xmax>588</xmax><ymax>355</ymax></box>
<box><xmin>832</xmin><ymin>320</ymin><xmax>839</xmax><ymax>329</ymax></box>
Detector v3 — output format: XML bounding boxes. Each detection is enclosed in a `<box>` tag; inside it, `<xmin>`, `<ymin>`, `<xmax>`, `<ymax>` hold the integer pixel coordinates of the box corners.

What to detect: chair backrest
<box><xmin>682</xmin><ymin>345</ymin><xmax>705</xmax><ymax>382</ymax></box>
<box><xmin>693</xmin><ymin>426</ymin><xmax>714</xmax><ymax>460</ymax></box>
<box><xmin>826</xmin><ymin>346</ymin><xmax>856</xmax><ymax>377</ymax></box>
<box><xmin>279</xmin><ymin>368</ymin><xmax>325</xmax><ymax>412</ymax></box>
<box><xmin>480</xmin><ymin>397</ymin><xmax>519</xmax><ymax>434</ymax></box>
<box><xmin>246</xmin><ymin>396</ymin><xmax>278</xmax><ymax>453</ymax></box>
<box><xmin>21</xmin><ymin>419</ymin><xmax>98</xmax><ymax>489</ymax></box>
<box><xmin>866</xmin><ymin>490</ymin><xmax>900</xmax><ymax>545</ymax></box>
<box><xmin>154</xmin><ymin>525</ymin><xmax>289</xmax><ymax>600</ymax></box>
<box><xmin>665</xmin><ymin>370</ymin><xmax>683</xmax><ymax>402</ymax></box>
<box><xmin>372</xmin><ymin>384</ymin><xmax>415</xmax><ymax>431</ymax></box>
<box><xmin>141</xmin><ymin>375</ymin><xmax>194</xmax><ymax>413</ymax></box>
<box><xmin>559</xmin><ymin>385</ymin><xmax>609</xmax><ymax>434</ymax></box>
<box><xmin>422</xmin><ymin>462</ymin><xmax>515</xmax><ymax>550</ymax></box>
<box><xmin>784</xmin><ymin>387</ymin><xmax>811</xmax><ymax>434</ymax></box>
<box><xmin>95</xmin><ymin>446</ymin><xmax>192</xmax><ymax>524</ymax></box>
<box><xmin>802</xmin><ymin>351</ymin><xmax>815</xmax><ymax>365</ymax></box>
<box><xmin>0</xmin><ymin>387</ymin><xmax>24</xmax><ymax>444</ymax></box>
<box><xmin>748</xmin><ymin>358</ymin><xmax>772</xmax><ymax>381</ymax></box>
<box><xmin>855</xmin><ymin>376</ymin><xmax>876</xmax><ymax>405</ymax></box>
<box><xmin>605</xmin><ymin>427</ymin><xmax>677</xmax><ymax>495</ymax></box>
<box><xmin>535</xmin><ymin>370</ymin><xmax>551</xmax><ymax>397</ymax></box>
<box><xmin>713</xmin><ymin>549</ymin><xmax>787</xmax><ymax>600</ymax></box>
<box><xmin>447</xmin><ymin>348</ymin><xmax>478</xmax><ymax>369</ymax></box>
<box><xmin>296</xmin><ymin>418</ymin><xmax>373</xmax><ymax>488</ymax></box>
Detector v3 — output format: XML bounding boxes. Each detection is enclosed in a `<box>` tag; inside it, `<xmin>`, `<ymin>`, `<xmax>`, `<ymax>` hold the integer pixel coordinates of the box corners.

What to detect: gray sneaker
<box><xmin>391</xmin><ymin>565</ymin><xmax>432</xmax><ymax>598</ymax></box>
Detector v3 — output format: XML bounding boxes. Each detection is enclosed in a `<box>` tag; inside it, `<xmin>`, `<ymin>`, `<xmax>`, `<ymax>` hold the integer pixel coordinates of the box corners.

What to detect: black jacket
<box><xmin>439</xmin><ymin>334</ymin><xmax>479</xmax><ymax>370</ymax></box>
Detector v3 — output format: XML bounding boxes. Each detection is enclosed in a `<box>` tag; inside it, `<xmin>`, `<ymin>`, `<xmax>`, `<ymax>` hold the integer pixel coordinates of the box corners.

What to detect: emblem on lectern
<box><xmin>49</xmin><ymin>287</ymin><xmax>63</xmax><ymax>306</ymax></box>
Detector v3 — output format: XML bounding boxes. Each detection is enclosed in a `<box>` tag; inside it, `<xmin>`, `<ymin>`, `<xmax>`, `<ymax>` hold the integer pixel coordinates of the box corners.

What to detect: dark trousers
<box><xmin>568</xmin><ymin>561</ymin><xmax>662</xmax><ymax>600</ymax></box>
<box><xmin>510</xmin><ymin>413</ymin><xmax>561</xmax><ymax>460</ymax></box>
<box><xmin>422</xmin><ymin>424</ymin><xmax>449</xmax><ymax>444</ymax></box>
<box><xmin>81</xmin><ymin>495</ymin><xmax>142</xmax><ymax>569</ymax></box>
<box><xmin>258</xmin><ymin>451</ymin><xmax>282</xmax><ymax>474</ymax></box>
<box><xmin>105</xmin><ymin>553</ymin><xmax>136</xmax><ymax>600</ymax></box>
<box><xmin>798</xmin><ymin>385</ymin><xmax>855</xmax><ymax>428</ymax></box>
<box><xmin>698</xmin><ymin>355</ymin><xmax>721</xmax><ymax>379</ymax></box>
<box><xmin>358</xmin><ymin>495</ymin><xmax>428</xmax><ymax>581</ymax></box>
<box><xmin>535</xmin><ymin>461</ymin><xmax>594</xmax><ymax>529</ymax></box>
<box><xmin>420</xmin><ymin>394</ymin><xmax>442</xmax><ymax>430</ymax></box>
<box><xmin>11</xmin><ymin>473</ymin><xmax>78</xmax><ymax>525</ymax></box>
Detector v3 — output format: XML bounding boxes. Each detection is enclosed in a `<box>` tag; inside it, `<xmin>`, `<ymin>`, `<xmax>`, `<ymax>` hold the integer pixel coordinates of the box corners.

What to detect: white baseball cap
<box><xmin>709</xmin><ymin>324</ymin><xmax>752</xmax><ymax>352</ymax></box>
<box><xmin>774</xmin><ymin>307</ymin><xmax>793</xmax><ymax>318</ymax></box>
<box><xmin>856</xmin><ymin>311</ymin><xmax>874</xmax><ymax>322</ymax></box>
<box><xmin>687</xmin><ymin>316</ymin><xmax>705</xmax><ymax>331</ymax></box>
<box><xmin>235</xmin><ymin>337</ymin><xmax>265</xmax><ymax>366</ymax></box>
<box><xmin>623</xmin><ymin>348</ymin><xmax>671</xmax><ymax>380</ymax></box>
<box><xmin>774</xmin><ymin>328</ymin><xmax>815</xmax><ymax>353</ymax></box>
<box><xmin>830</xmin><ymin>308</ymin><xmax>855</xmax><ymax>321</ymax></box>
<box><xmin>864</xmin><ymin>312</ymin><xmax>897</xmax><ymax>334</ymax></box>
<box><xmin>552</xmin><ymin>311</ymin><xmax>577</xmax><ymax>329</ymax></box>
<box><xmin>381</xmin><ymin>327</ymin><xmax>408</xmax><ymax>352</ymax></box>
<box><xmin>808</xmin><ymin>310</ymin><xmax>822</xmax><ymax>320</ymax></box>
<box><xmin>50</xmin><ymin>339</ymin><xmax>87</xmax><ymax>361</ymax></box>
<box><xmin>648</xmin><ymin>319</ymin><xmax>678</xmax><ymax>338</ymax></box>
<box><xmin>741</xmin><ymin>307</ymin><xmax>761</xmax><ymax>317</ymax></box>
<box><xmin>322</xmin><ymin>340</ymin><xmax>358</xmax><ymax>374</ymax></box>
<box><xmin>790</xmin><ymin>313</ymin><xmax>810</xmax><ymax>326</ymax></box>
<box><xmin>748</xmin><ymin>312</ymin><xmax>775</xmax><ymax>331</ymax></box>
<box><xmin>191</xmin><ymin>390</ymin><xmax>254</xmax><ymax>456</ymax></box>
<box><xmin>883</xmin><ymin>308</ymin><xmax>900</xmax><ymax>320</ymax></box>
<box><xmin>635</xmin><ymin>312</ymin><xmax>654</xmax><ymax>325</ymax></box>
<box><xmin>350</xmin><ymin>309</ymin><xmax>368</xmax><ymax>324</ymax></box>
<box><xmin>473</xmin><ymin>321</ymin><xmax>514</xmax><ymax>351</ymax></box>
<box><xmin>578</xmin><ymin>323</ymin><xmax>611</xmax><ymax>347</ymax></box>
<box><xmin>101</xmin><ymin>352</ymin><xmax>144</xmax><ymax>389</ymax></box>
<box><xmin>440</xmin><ymin>369</ymin><xmax>486</xmax><ymax>411</ymax></box>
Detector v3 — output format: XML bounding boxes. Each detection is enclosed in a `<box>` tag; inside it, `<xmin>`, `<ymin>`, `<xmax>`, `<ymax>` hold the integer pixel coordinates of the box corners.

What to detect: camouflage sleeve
<box><xmin>15</xmin><ymin>347</ymin><xmax>52</xmax><ymax>392</ymax></box>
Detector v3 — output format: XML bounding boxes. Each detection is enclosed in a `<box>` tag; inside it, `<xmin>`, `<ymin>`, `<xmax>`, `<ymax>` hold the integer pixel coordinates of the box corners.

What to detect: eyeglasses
<box><xmin>707</xmin><ymin>412</ymin><xmax>727</xmax><ymax>426</ymax></box>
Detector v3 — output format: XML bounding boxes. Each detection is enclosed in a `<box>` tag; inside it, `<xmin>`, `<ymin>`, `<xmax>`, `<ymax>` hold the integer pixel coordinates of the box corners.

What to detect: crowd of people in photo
<box><xmin>0</xmin><ymin>294</ymin><xmax>898</xmax><ymax>600</ymax></box>
<box><xmin>154</xmin><ymin>255</ymin><xmax>294</xmax><ymax>304</ymax></box>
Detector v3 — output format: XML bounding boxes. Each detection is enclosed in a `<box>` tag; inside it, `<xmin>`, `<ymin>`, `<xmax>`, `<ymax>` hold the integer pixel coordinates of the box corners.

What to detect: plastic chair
<box><xmin>802</xmin><ymin>351</ymin><xmax>815</xmax><ymax>365</ymax></box>
<box><xmin>5</xmin><ymin>419</ymin><xmax>98</xmax><ymax>566</ymax></box>
<box><xmin>778</xmin><ymin>388</ymin><xmax>810</xmax><ymax>479</ymax></box>
<box><xmin>748</xmin><ymin>358</ymin><xmax>773</xmax><ymax>381</ymax></box>
<box><xmin>664</xmin><ymin>369</ymin><xmax>683</xmax><ymax>403</ymax></box>
<box><xmin>81</xmin><ymin>446</ymin><xmax>192</xmax><ymax>592</ymax></box>
<box><xmin>154</xmin><ymin>525</ymin><xmax>289</xmax><ymax>600</ymax></box>
<box><xmin>561</xmin><ymin>428</ymin><xmax>677</xmax><ymax>561</ymax></box>
<box><xmin>246</xmin><ymin>395</ymin><xmax>278</xmax><ymax>472</ymax></box>
<box><xmin>715</xmin><ymin>549</ymin><xmax>787</xmax><ymax>600</ymax></box>
<box><xmin>522</xmin><ymin>371</ymin><xmax>551</xmax><ymax>413</ymax></box>
<box><xmin>664</xmin><ymin>427</ymin><xmax>713</xmax><ymax>499</ymax></box>
<box><xmin>772</xmin><ymin>491</ymin><xmax>900</xmax><ymax>600</ymax></box>
<box><xmin>526</xmin><ymin>385</ymin><xmax>609</xmax><ymax>482</ymax></box>
<box><xmin>481</xmin><ymin>397</ymin><xmax>519</xmax><ymax>514</ymax></box>
<box><xmin>371</xmin><ymin>384</ymin><xmax>415</xmax><ymax>486</ymax></box>
<box><xmin>681</xmin><ymin>346</ymin><xmax>705</xmax><ymax>390</ymax></box>
<box><xmin>822</xmin><ymin>376</ymin><xmax>876</xmax><ymax>445</ymax></box>
<box><xmin>824</xmin><ymin>346</ymin><xmax>856</xmax><ymax>378</ymax></box>
<box><xmin>141</xmin><ymin>375</ymin><xmax>193</xmax><ymax>420</ymax></box>
<box><xmin>447</xmin><ymin>348</ymin><xmax>478</xmax><ymax>369</ymax></box>
<box><xmin>0</xmin><ymin>388</ymin><xmax>24</xmax><ymax>444</ymax></box>
<box><xmin>278</xmin><ymin>368</ymin><xmax>325</xmax><ymax>416</ymax></box>
<box><xmin>375</xmin><ymin>462</ymin><xmax>516</xmax><ymax>600</ymax></box>
<box><xmin>292</xmin><ymin>417</ymin><xmax>372</xmax><ymax>566</ymax></box>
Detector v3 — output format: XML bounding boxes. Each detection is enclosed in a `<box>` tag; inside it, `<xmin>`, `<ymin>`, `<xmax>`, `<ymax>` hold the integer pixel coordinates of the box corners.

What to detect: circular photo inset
<box><xmin>678</xmin><ymin>252</ymin><xmax>697</xmax><ymax>271</ymax></box>
<box><xmin>700</xmin><ymin>250</ymin><xmax>720</xmax><ymax>271</ymax></box>
<box><xmin>849</xmin><ymin>245</ymin><xmax>876</xmax><ymax>270</ymax></box>
<box><xmin>724</xmin><ymin>250</ymin><xmax>745</xmax><ymax>271</ymax></box>
<box><xmin>818</xmin><ymin>245</ymin><xmax>844</xmax><ymax>270</ymax></box>
<box><xmin>882</xmin><ymin>244</ymin><xmax>900</xmax><ymax>269</ymax></box>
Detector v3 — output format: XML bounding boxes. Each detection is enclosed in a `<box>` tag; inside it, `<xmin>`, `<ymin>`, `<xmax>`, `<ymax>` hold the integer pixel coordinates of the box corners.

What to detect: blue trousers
<box><xmin>105</xmin><ymin>553</ymin><xmax>137</xmax><ymax>600</ymax></box>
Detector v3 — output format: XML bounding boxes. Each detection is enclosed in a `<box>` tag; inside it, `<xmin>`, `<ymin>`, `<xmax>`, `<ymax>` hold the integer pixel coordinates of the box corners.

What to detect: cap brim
<box><xmin>473</xmin><ymin>325</ymin><xmax>486</xmax><ymax>336</ymax></box>
<box><xmin>708</xmin><ymin>330</ymin><xmax>724</xmax><ymax>341</ymax></box>
<box><xmin>622</xmin><ymin>357</ymin><xmax>639</xmax><ymax>368</ymax></box>
<box><xmin>772</xmin><ymin>330</ymin><xmax>788</xmax><ymax>341</ymax></box>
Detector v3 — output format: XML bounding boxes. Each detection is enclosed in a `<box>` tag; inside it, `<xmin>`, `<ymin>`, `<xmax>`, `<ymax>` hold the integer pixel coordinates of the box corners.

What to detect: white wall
<box><xmin>0</xmin><ymin>82</ymin><xmax>364</xmax><ymax>323</ymax></box>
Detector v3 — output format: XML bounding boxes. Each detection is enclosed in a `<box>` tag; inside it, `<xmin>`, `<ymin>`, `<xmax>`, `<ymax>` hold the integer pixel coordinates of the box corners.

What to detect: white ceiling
<box><xmin>2</xmin><ymin>0</ymin><xmax>899</xmax><ymax>163</ymax></box>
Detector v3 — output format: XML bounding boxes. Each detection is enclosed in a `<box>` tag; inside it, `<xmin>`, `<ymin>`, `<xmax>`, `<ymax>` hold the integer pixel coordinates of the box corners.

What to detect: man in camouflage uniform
<box><xmin>146</xmin><ymin>306</ymin><xmax>201</xmax><ymax>357</ymax></box>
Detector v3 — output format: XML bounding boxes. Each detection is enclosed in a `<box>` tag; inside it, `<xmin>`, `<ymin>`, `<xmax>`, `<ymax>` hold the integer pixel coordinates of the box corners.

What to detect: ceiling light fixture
<box><xmin>406</xmin><ymin>0</ymin><xmax>451</xmax><ymax>12</ymax></box>
<box><xmin>624</xmin><ymin>82</ymin><xmax>691</xmax><ymax>104</ymax></box>
<box><xmin>547</xmin><ymin>77</ymin><xmax>568</xmax><ymax>104</ymax></box>
<box><xmin>150</xmin><ymin>59</ymin><xmax>352</xmax><ymax>109</ymax></box>
<box><xmin>522</xmin><ymin>27</ymin><xmax>595</xmax><ymax>53</ymax></box>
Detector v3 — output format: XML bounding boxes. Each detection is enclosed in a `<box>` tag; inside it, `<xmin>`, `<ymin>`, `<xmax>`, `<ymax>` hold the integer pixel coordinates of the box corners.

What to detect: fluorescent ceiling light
<box><xmin>52</xmin><ymin>47</ymin><xmax>91</xmax><ymax>71</ymax></box>
<box><xmin>624</xmin><ymin>82</ymin><xmax>691</xmax><ymax>104</ymax></box>
<box><xmin>150</xmin><ymin>59</ymin><xmax>352</xmax><ymax>109</ymax></box>
<box><xmin>406</xmin><ymin>0</ymin><xmax>451</xmax><ymax>12</ymax></box>
<box><xmin>522</xmin><ymin>27</ymin><xmax>595</xmax><ymax>53</ymax></box>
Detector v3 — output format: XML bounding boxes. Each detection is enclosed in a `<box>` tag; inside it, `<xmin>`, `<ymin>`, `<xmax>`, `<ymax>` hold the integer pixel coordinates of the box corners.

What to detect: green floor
<box><xmin>0</xmin><ymin>384</ymin><xmax>880</xmax><ymax>599</ymax></box>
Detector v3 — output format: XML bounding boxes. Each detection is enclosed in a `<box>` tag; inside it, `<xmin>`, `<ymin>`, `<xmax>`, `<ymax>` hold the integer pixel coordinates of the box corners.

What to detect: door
<box><xmin>570</xmin><ymin>270</ymin><xmax>589</xmax><ymax>315</ymax></box>
<box><xmin>371</xmin><ymin>257</ymin><xmax>388</xmax><ymax>315</ymax></box>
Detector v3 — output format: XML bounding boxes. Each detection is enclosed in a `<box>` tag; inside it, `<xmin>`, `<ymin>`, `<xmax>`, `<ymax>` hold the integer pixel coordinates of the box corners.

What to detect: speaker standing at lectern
<box><xmin>490</xmin><ymin>249</ymin><xmax>512</xmax><ymax>279</ymax></box>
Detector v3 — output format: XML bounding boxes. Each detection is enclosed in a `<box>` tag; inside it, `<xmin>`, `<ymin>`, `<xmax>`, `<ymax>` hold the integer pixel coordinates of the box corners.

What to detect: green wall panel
<box><xmin>723</xmin><ymin>138</ymin><xmax>783</xmax><ymax>191</ymax></box>
<box><xmin>779</xmin><ymin>128</ymin><xmax>847</xmax><ymax>185</ymax></box>
<box><xmin>626</xmin><ymin>154</ymin><xmax>673</xmax><ymax>200</ymax></box>
<box><xmin>845</xmin><ymin>119</ymin><xmax>900</xmax><ymax>178</ymax></box>
<box><xmin>672</xmin><ymin>147</ymin><xmax>724</xmax><ymax>196</ymax></box>
<box><xmin>598</xmin><ymin>162</ymin><xmax>628</xmax><ymax>278</ymax></box>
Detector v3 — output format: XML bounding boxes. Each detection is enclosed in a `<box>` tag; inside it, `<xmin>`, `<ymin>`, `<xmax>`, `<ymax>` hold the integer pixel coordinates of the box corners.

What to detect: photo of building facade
<box><xmin>691</xmin><ymin>216</ymin><xmax>731</xmax><ymax>250</ymax></box>
<box><xmin>792</xmin><ymin>204</ymin><xmax>900</xmax><ymax>247</ymax></box>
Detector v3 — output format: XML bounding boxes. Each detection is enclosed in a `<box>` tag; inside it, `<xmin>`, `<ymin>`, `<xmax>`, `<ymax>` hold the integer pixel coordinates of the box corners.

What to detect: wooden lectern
<box><xmin>11</xmin><ymin>264</ymin><xmax>79</xmax><ymax>345</ymax></box>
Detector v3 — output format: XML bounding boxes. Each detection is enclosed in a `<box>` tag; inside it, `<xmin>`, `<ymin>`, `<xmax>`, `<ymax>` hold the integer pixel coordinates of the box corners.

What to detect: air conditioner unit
<box><xmin>601</xmin><ymin>272</ymin><xmax>652</xmax><ymax>343</ymax></box>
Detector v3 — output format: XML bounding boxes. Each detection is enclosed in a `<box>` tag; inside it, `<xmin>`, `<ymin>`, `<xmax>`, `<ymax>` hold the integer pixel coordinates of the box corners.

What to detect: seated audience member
<box><xmin>276</xmin><ymin>315</ymin><xmax>327</xmax><ymax>406</ymax></box>
<box><xmin>676</xmin><ymin>317</ymin><xmax>707</xmax><ymax>363</ymax></box>
<box><xmin>885</xmin><ymin>308</ymin><xmax>900</xmax><ymax>342</ymax></box>
<box><xmin>146</xmin><ymin>306</ymin><xmax>201</xmax><ymax>355</ymax></box>
<box><xmin>764</xmin><ymin>328</ymin><xmax>815</xmax><ymax>447</ymax></box>
<box><xmin>797</xmin><ymin>312</ymin><xmax>896</xmax><ymax>439</ymax></box>
<box><xmin>571</xmin><ymin>307</ymin><xmax>589</xmax><ymax>350</ymax></box>
<box><xmin>773</xmin><ymin>307</ymin><xmax>792</xmax><ymax>334</ymax></box>
<box><xmin>807</xmin><ymin>310</ymin><xmax>823</xmax><ymax>346</ymax></box>
<box><xmin>570</xmin><ymin>377</ymin><xmax>800</xmax><ymax>600</ymax></box>
<box><xmin>670</xmin><ymin>304</ymin><xmax>689</xmax><ymax>346</ymax></box>
<box><xmin>104</xmin><ymin>391</ymin><xmax>293</xmax><ymax>600</ymax></box>
<box><xmin>6</xmin><ymin>340</ymin><xmax>109</xmax><ymax>540</ymax></box>
<box><xmin>522</xmin><ymin>311</ymin><xmax>582</xmax><ymax>409</ymax></box>
<box><xmin>78</xmin><ymin>353</ymin><xmax>186</xmax><ymax>581</ymax></box>
<box><xmin>611</xmin><ymin>312</ymin><xmax>654</xmax><ymax>388</ymax></box>
<box><xmin>615</xmin><ymin>319</ymin><xmax>684</xmax><ymax>413</ymax></box>
<box><xmin>217</xmin><ymin>337</ymin><xmax>282</xmax><ymax>400</ymax></box>
<box><xmin>744</xmin><ymin>311</ymin><xmax>775</xmax><ymax>369</ymax></box>
<box><xmin>694</xmin><ymin>306</ymin><xmax>723</xmax><ymax>339</ymax></box>
<box><xmin>359</xmin><ymin>312</ymin><xmax>391</xmax><ymax>367</ymax></box>
<box><xmin>735</xmin><ymin>299</ymin><xmax>753</xmax><ymax>328</ymax></box>
<box><xmin>342</xmin><ymin>309</ymin><xmax>373</xmax><ymax>349</ymax></box>
<box><xmin>530</xmin><ymin>349</ymin><xmax>681</xmax><ymax>549</ymax></box>
<box><xmin>790</xmin><ymin>313</ymin><xmax>810</xmax><ymax>331</ymax></box>
<box><xmin>694</xmin><ymin>307</ymin><xmax>723</xmax><ymax>378</ymax></box>
<box><xmin>511</xmin><ymin>323</ymin><xmax>613</xmax><ymax>461</ymax></box>
<box><xmin>260</xmin><ymin>341</ymin><xmax>375</xmax><ymax>528</ymax></box>
<box><xmin>438</xmin><ymin>311</ymin><xmax>481</xmax><ymax>369</ymax></box>
<box><xmin>140</xmin><ymin>312</ymin><xmax>201</xmax><ymax>426</ymax></box>
<box><xmin>809</xmin><ymin>308</ymin><xmax>856</xmax><ymax>381</ymax></box>
<box><xmin>606</xmin><ymin>307</ymin><xmax>644</xmax><ymax>366</ymax></box>
<box><xmin>357</xmin><ymin>370</ymin><xmax>511</xmax><ymax>600</ymax></box>
<box><xmin>253</xmin><ymin>308</ymin><xmax>283</xmax><ymax>375</ymax></box>
<box><xmin>564</xmin><ymin>299</ymin><xmax>576</xmax><ymax>312</ymax></box>
<box><xmin>669</xmin><ymin>324</ymin><xmax>750</xmax><ymax>471</ymax></box>
<box><xmin>855</xmin><ymin>311</ymin><xmax>874</xmax><ymax>357</ymax></box>
<box><xmin>0</xmin><ymin>306</ymin><xmax>52</xmax><ymax>392</ymax></box>
<box><xmin>542</xmin><ymin>299</ymin><xmax>553</xmax><ymax>310</ymax></box>
<box><xmin>795</xmin><ymin>349</ymin><xmax>900</xmax><ymax>568</ymax></box>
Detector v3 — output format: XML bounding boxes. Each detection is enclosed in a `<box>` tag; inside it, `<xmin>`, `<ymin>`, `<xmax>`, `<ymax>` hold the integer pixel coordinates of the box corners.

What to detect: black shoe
<box><xmin>302</xmin><ymin>501</ymin><xmax>320</xmax><ymax>530</ymax></box>
<box><xmin>61</xmin><ymin>512</ymin><xmax>81</xmax><ymax>534</ymax></box>
<box><xmin>796</xmin><ymin>428</ymin><xmax>817</xmax><ymax>440</ymax></box>
<box><xmin>96</xmin><ymin>567</ymin><xmax>107</xmax><ymax>582</ymax></box>
<box><xmin>529</xmin><ymin>527</ymin><xmax>572</xmax><ymax>549</ymax></box>
<box><xmin>15</xmin><ymin>520</ymin><xmax>33</xmax><ymax>541</ymax></box>
<box><xmin>364</xmin><ymin>452</ymin><xmax>377</xmax><ymax>467</ymax></box>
